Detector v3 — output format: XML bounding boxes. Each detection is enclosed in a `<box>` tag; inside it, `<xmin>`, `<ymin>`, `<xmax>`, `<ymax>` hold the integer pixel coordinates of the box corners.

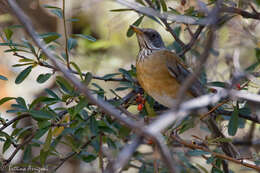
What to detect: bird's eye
<box><xmin>150</xmin><ymin>33</ymin><xmax>156</xmax><ymax>39</ymax></box>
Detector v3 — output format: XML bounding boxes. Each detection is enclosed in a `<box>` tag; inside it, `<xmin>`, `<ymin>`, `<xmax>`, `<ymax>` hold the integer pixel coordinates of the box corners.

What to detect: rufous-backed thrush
<box><xmin>131</xmin><ymin>25</ymin><xmax>204</xmax><ymax>107</ymax></box>
<box><xmin>131</xmin><ymin>25</ymin><xmax>240</xmax><ymax>158</ymax></box>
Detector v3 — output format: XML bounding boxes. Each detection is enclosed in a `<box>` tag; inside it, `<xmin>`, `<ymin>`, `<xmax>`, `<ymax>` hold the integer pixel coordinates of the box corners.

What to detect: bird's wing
<box><xmin>159</xmin><ymin>50</ymin><xmax>206</xmax><ymax>97</ymax></box>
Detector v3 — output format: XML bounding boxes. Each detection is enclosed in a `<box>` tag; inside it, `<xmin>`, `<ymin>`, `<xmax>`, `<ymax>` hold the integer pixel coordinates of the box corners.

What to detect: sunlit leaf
<box><xmin>39</xmin><ymin>32</ymin><xmax>61</xmax><ymax>44</ymax></box>
<box><xmin>160</xmin><ymin>0</ymin><xmax>167</xmax><ymax>12</ymax></box>
<box><xmin>4</xmin><ymin>28</ymin><xmax>13</xmax><ymax>40</ymax></box>
<box><xmin>74</xmin><ymin>34</ymin><xmax>96</xmax><ymax>42</ymax></box>
<box><xmin>43</xmin><ymin>129</ymin><xmax>52</xmax><ymax>152</ymax></box>
<box><xmin>127</xmin><ymin>16</ymin><xmax>144</xmax><ymax>37</ymax></box>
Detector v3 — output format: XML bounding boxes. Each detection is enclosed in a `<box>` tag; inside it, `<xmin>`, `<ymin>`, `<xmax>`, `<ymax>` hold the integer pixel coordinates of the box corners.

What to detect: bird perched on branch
<box><xmin>131</xmin><ymin>25</ymin><xmax>239</xmax><ymax>158</ymax></box>
<box><xmin>131</xmin><ymin>25</ymin><xmax>205</xmax><ymax>107</ymax></box>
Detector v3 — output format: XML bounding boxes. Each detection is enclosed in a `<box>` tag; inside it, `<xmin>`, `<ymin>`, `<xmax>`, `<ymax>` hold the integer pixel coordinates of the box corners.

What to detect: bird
<box><xmin>131</xmin><ymin>25</ymin><xmax>240</xmax><ymax>158</ymax></box>
<box><xmin>131</xmin><ymin>25</ymin><xmax>205</xmax><ymax>108</ymax></box>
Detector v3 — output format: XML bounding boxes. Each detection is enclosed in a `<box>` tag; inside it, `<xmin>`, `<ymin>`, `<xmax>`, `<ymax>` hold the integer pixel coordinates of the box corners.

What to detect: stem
<box><xmin>63</xmin><ymin>0</ymin><xmax>70</xmax><ymax>69</ymax></box>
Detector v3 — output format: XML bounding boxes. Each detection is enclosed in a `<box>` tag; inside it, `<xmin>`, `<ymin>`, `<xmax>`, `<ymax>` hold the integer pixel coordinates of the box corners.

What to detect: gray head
<box><xmin>131</xmin><ymin>25</ymin><xmax>165</xmax><ymax>50</ymax></box>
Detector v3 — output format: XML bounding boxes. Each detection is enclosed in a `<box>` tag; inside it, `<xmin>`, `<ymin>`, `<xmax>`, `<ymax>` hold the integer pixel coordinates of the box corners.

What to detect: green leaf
<box><xmin>90</xmin><ymin>116</ymin><xmax>99</xmax><ymax>135</ymax></box>
<box><xmin>23</xmin><ymin>145</ymin><xmax>32</xmax><ymax>163</ymax></box>
<box><xmin>4</xmin><ymin>28</ymin><xmax>13</xmax><ymax>40</ymax></box>
<box><xmin>70</xmin><ymin>61</ymin><xmax>83</xmax><ymax>80</ymax></box>
<box><xmin>255</xmin><ymin>48</ymin><xmax>260</xmax><ymax>62</ymax></box>
<box><xmin>80</xmin><ymin>152</ymin><xmax>97</xmax><ymax>163</ymax></box>
<box><xmin>256</xmin><ymin>0</ymin><xmax>260</xmax><ymax>6</ymax></box>
<box><xmin>35</xmin><ymin>127</ymin><xmax>50</xmax><ymax>139</ymax></box>
<box><xmin>207</xmin><ymin>81</ymin><xmax>227</xmax><ymax>88</ymax></box>
<box><xmin>145</xmin><ymin>101</ymin><xmax>156</xmax><ymax>117</ymax></box>
<box><xmin>36</xmin><ymin>73</ymin><xmax>52</xmax><ymax>84</ymax></box>
<box><xmin>110</xmin><ymin>8</ymin><xmax>133</xmax><ymax>12</ymax></box>
<box><xmin>40</xmin><ymin>149</ymin><xmax>49</xmax><ymax>165</ymax></box>
<box><xmin>15</xmin><ymin>66</ymin><xmax>33</xmax><ymax>84</ymax></box>
<box><xmin>71</xmin><ymin>98</ymin><xmax>88</xmax><ymax>118</ymax></box>
<box><xmin>43</xmin><ymin>129</ymin><xmax>52</xmax><ymax>152</ymax></box>
<box><xmin>0</xmin><ymin>75</ymin><xmax>8</xmax><ymax>81</ymax></box>
<box><xmin>3</xmin><ymin>138</ymin><xmax>11</xmax><ymax>153</ymax></box>
<box><xmin>56</xmin><ymin>76</ymin><xmax>73</xmax><ymax>94</ymax></box>
<box><xmin>50</xmin><ymin>9</ymin><xmax>63</xmax><ymax>18</ymax></box>
<box><xmin>29</xmin><ymin>96</ymin><xmax>58</xmax><ymax>109</ymax></box>
<box><xmin>245</xmin><ymin>62</ymin><xmax>259</xmax><ymax>72</ymax></box>
<box><xmin>30</xmin><ymin>110</ymin><xmax>54</xmax><ymax>120</ymax></box>
<box><xmin>84</xmin><ymin>72</ymin><xmax>93</xmax><ymax>86</ymax></box>
<box><xmin>16</xmin><ymin>97</ymin><xmax>27</xmax><ymax>109</ymax></box>
<box><xmin>228</xmin><ymin>106</ymin><xmax>239</xmax><ymax>136</ymax></box>
<box><xmin>101</xmin><ymin>73</ymin><xmax>120</xmax><ymax>80</ymax></box>
<box><xmin>160</xmin><ymin>0</ymin><xmax>167</xmax><ymax>11</ymax></box>
<box><xmin>127</xmin><ymin>16</ymin><xmax>144</xmax><ymax>37</ymax></box>
<box><xmin>45</xmin><ymin>89</ymin><xmax>60</xmax><ymax>100</ymax></box>
<box><xmin>42</xmin><ymin>5</ymin><xmax>61</xmax><ymax>9</ymax></box>
<box><xmin>74</xmin><ymin>34</ymin><xmax>96</xmax><ymax>42</ymax></box>
<box><xmin>39</xmin><ymin>32</ymin><xmax>61</xmax><ymax>44</ymax></box>
<box><xmin>0</xmin><ymin>97</ymin><xmax>15</xmax><ymax>106</ymax></box>
<box><xmin>187</xmin><ymin>149</ymin><xmax>210</xmax><ymax>156</ymax></box>
<box><xmin>67</xmin><ymin>38</ymin><xmax>77</xmax><ymax>51</ymax></box>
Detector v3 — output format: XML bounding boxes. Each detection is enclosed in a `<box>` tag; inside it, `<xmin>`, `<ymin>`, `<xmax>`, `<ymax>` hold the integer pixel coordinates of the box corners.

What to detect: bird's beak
<box><xmin>130</xmin><ymin>25</ymin><xmax>144</xmax><ymax>35</ymax></box>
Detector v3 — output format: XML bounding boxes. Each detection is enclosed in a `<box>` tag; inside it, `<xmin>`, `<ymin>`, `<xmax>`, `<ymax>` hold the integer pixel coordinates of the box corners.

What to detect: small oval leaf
<box><xmin>36</xmin><ymin>73</ymin><xmax>52</xmax><ymax>84</ymax></box>
<box><xmin>15</xmin><ymin>66</ymin><xmax>33</xmax><ymax>84</ymax></box>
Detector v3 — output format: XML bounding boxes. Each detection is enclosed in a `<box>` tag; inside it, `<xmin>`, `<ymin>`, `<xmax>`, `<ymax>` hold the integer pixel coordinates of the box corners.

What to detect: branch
<box><xmin>0</xmin><ymin>113</ymin><xmax>30</xmax><ymax>131</ymax></box>
<box><xmin>171</xmin><ymin>134</ymin><xmax>260</xmax><ymax>171</ymax></box>
<box><xmin>222</xmin><ymin>6</ymin><xmax>260</xmax><ymax>20</ymax></box>
<box><xmin>3</xmin><ymin>134</ymin><xmax>35</xmax><ymax>166</ymax></box>
<box><xmin>53</xmin><ymin>135</ymin><xmax>97</xmax><ymax>172</ymax></box>
<box><xmin>7</xmin><ymin>1</ymin><xmax>177</xmax><ymax>172</ymax></box>
<box><xmin>105</xmin><ymin>136</ymin><xmax>143</xmax><ymax>172</ymax></box>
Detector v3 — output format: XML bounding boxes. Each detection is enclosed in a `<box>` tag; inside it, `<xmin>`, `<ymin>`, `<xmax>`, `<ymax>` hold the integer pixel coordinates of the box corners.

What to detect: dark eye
<box><xmin>150</xmin><ymin>33</ymin><xmax>156</xmax><ymax>39</ymax></box>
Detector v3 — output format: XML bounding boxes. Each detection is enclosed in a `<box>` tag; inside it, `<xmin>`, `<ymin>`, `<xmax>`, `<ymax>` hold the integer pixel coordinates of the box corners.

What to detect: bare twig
<box><xmin>54</xmin><ymin>135</ymin><xmax>97</xmax><ymax>172</ymax></box>
<box><xmin>3</xmin><ymin>134</ymin><xmax>35</xmax><ymax>166</ymax></box>
<box><xmin>0</xmin><ymin>113</ymin><xmax>30</xmax><ymax>131</ymax></box>
<box><xmin>105</xmin><ymin>136</ymin><xmax>143</xmax><ymax>173</ymax></box>
<box><xmin>222</xmin><ymin>6</ymin><xmax>260</xmax><ymax>20</ymax></box>
<box><xmin>62</xmin><ymin>0</ymin><xmax>70</xmax><ymax>69</ymax></box>
<box><xmin>171</xmin><ymin>134</ymin><xmax>260</xmax><ymax>171</ymax></box>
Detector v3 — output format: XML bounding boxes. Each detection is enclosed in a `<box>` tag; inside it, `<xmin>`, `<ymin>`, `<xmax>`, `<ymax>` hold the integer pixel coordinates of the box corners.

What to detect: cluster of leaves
<box><xmin>0</xmin><ymin>0</ymin><xmax>260</xmax><ymax>172</ymax></box>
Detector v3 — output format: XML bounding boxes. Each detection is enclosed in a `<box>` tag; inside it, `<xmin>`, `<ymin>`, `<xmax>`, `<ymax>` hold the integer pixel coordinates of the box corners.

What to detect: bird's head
<box><xmin>130</xmin><ymin>25</ymin><xmax>165</xmax><ymax>50</ymax></box>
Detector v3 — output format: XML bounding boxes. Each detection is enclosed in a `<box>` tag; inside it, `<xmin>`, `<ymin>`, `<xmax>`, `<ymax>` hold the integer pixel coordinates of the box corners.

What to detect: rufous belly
<box><xmin>136</xmin><ymin>55</ymin><xmax>185</xmax><ymax>108</ymax></box>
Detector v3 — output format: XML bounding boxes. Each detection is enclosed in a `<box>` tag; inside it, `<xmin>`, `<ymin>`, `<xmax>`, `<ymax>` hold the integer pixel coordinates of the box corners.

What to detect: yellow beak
<box><xmin>130</xmin><ymin>25</ymin><xmax>144</xmax><ymax>35</ymax></box>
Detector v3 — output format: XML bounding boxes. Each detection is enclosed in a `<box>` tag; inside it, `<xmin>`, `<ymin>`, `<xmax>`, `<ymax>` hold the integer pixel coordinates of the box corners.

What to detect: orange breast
<box><xmin>136</xmin><ymin>53</ymin><xmax>182</xmax><ymax>108</ymax></box>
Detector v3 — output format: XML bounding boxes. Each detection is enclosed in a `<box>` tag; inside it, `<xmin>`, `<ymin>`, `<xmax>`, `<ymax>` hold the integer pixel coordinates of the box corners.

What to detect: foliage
<box><xmin>0</xmin><ymin>0</ymin><xmax>260</xmax><ymax>172</ymax></box>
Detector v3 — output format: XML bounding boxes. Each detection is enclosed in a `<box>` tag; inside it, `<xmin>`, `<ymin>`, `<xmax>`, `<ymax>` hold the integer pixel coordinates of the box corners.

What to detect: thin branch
<box><xmin>105</xmin><ymin>136</ymin><xmax>143</xmax><ymax>173</ymax></box>
<box><xmin>171</xmin><ymin>134</ymin><xmax>260</xmax><ymax>171</ymax></box>
<box><xmin>3</xmin><ymin>134</ymin><xmax>35</xmax><ymax>166</ymax></box>
<box><xmin>54</xmin><ymin>135</ymin><xmax>97</xmax><ymax>172</ymax></box>
<box><xmin>178</xmin><ymin>25</ymin><xmax>204</xmax><ymax>56</ymax></box>
<box><xmin>0</xmin><ymin>113</ymin><xmax>30</xmax><ymax>131</ymax></box>
<box><xmin>222</xmin><ymin>6</ymin><xmax>260</xmax><ymax>20</ymax></box>
<box><xmin>62</xmin><ymin>0</ymin><xmax>70</xmax><ymax>69</ymax></box>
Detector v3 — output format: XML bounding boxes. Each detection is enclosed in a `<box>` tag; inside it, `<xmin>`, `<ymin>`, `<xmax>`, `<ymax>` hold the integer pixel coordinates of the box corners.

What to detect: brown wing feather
<box><xmin>160</xmin><ymin>50</ymin><xmax>206</xmax><ymax>97</ymax></box>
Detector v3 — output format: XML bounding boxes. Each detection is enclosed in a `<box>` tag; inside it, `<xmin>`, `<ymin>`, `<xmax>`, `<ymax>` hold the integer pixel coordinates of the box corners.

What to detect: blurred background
<box><xmin>0</xmin><ymin>0</ymin><xmax>260</xmax><ymax>172</ymax></box>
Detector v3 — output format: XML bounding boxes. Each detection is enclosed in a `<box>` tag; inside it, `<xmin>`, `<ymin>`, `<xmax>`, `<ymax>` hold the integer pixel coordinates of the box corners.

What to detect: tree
<box><xmin>0</xmin><ymin>0</ymin><xmax>260</xmax><ymax>172</ymax></box>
